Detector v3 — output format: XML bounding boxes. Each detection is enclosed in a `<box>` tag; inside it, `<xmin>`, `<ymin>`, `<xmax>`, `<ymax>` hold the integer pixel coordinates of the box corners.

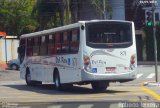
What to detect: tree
<box><xmin>70</xmin><ymin>0</ymin><xmax>79</xmax><ymax>23</ymax></box>
<box><xmin>32</xmin><ymin>0</ymin><xmax>66</xmax><ymax>30</ymax></box>
<box><xmin>90</xmin><ymin>0</ymin><xmax>112</xmax><ymax>19</ymax></box>
<box><xmin>0</xmin><ymin>0</ymin><xmax>113</xmax><ymax>36</ymax></box>
<box><xmin>0</xmin><ymin>0</ymin><xmax>37</xmax><ymax>36</ymax></box>
<box><xmin>69</xmin><ymin>0</ymin><xmax>112</xmax><ymax>23</ymax></box>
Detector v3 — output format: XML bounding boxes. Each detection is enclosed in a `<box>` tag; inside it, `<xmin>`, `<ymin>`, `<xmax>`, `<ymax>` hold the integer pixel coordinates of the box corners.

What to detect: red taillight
<box><xmin>84</xmin><ymin>56</ymin><xmax>90</xmax><ymax>65</ymax></box>
<box><xmin>131</xmin><ymin>55</ymin><xmax>135</xmax><ymax>64</ymax></box>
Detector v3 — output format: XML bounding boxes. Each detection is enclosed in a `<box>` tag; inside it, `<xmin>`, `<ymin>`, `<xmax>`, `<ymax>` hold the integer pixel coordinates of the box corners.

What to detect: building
<box><xmin>0</xmin><ymin>34</ymin><xmax>19</xmax><ymax>68</ymax></box>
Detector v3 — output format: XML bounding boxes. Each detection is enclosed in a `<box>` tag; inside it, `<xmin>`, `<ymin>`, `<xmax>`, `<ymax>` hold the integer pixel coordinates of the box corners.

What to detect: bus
<box><xmin>18</xmin><ymin>20</ymin><xmax>137</xmax><ymax>90</ymax></box>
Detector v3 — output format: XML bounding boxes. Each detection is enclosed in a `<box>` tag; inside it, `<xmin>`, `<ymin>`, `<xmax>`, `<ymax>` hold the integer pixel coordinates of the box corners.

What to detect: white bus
<box><xmin>18</xmin><ymin>20</ymin><xmax>137</xmax><ymax>90</ymax></box>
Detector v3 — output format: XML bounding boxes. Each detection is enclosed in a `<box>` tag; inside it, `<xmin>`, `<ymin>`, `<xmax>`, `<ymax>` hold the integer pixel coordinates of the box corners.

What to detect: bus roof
<box><xmin>20</xmin><ymin>20</ymin><xmax>133</xmax><ymax>39</ymax></box>
<box><xmin>20</xmin><ymin>23</ymin><xmax>80</xmax><ymax>39</ymax></box>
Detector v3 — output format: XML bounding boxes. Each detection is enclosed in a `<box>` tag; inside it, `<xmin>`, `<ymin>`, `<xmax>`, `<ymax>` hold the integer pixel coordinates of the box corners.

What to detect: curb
<box><xmin>143</xmin><ymin>82</ymin><xmax>160</xmax><ymax>87</ymax></box>
<box><xmin>138</xmin><ymin>61</ymin><xmax>160</xmax><ymax>65</ymax></box>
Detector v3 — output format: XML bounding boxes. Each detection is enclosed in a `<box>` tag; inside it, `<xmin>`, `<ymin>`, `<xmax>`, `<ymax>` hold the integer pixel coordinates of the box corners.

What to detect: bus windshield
<box><xmin>86</xmin><ymin>22</ymin><xmax>133</xmax><ymax>48</ymax></box>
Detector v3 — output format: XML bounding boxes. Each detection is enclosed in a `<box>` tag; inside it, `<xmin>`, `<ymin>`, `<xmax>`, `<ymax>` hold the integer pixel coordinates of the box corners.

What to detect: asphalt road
<box><xmin>0</xmin><ymin>65</ymin><xmax>160</xmax><ymax>108</ymax></box>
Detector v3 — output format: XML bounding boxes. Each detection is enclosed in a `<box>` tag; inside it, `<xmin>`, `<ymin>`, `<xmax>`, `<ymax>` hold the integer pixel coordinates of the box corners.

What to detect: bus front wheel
<box><xmin>91</xmin><ymin>81</ymin><xmax>109</xmax><ymax>91</ymax></box>
<box><xmin>25</xmin><ymin>71</ymin><xmax>35</xmax><ymax>86</ymax></box>
<box><xmin>25</xmin><ymin>71</ymin><xmax>42</xmax><ymax>86</ymax></box>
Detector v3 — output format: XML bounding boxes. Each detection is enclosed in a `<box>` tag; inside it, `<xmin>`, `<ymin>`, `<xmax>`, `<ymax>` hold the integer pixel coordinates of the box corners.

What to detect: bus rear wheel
<box><xmin>54</xmin><ymin>72</ymin><xmax>62</xmax><ymax>90</ymax></box>
<box><xmin>54</xmin><ymin>71</ymin><xmax>73</xmax><ymax>90</ymax></box>
<box><xmin>91</xmin><ymin>81</ymin><xmax>109</xmax><ymax>91</ymax></box>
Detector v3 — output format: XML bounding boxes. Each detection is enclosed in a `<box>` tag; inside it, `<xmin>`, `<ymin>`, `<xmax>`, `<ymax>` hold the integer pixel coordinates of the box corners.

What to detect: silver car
<box><xmin>7</xmin><ymin>59</ymin><xmax>20</xmax><ymax>70</ymax></box>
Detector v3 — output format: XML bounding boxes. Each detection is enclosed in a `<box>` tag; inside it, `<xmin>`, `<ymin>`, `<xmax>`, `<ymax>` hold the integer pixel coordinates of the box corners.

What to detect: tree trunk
<box><xmin>58</xmin><ymin>0</ymin><xmax>64</xmax><ymax>26</ymax></box>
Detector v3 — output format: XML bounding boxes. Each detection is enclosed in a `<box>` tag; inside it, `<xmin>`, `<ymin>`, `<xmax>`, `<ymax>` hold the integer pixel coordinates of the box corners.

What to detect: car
<box><xmin>7</xmin><ymin>59</ymin><xmax>20</xmax><ymax>70</ymax></box>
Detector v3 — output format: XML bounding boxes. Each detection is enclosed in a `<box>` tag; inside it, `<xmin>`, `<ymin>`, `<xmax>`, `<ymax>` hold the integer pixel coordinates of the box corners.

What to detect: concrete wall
<box><xmin>0</xmin><ymin>38</ymin><xmax>19</xmax><ymax>64</ymax></box>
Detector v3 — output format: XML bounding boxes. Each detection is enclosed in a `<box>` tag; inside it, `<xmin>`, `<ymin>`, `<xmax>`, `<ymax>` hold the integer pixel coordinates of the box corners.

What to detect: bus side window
<box><xmin>27</xmin><ymin>38</ymin><xmax>33</xmax><ymax>56</ymax></box>
<box><xmin>20</xmin><ymin>39</ymin><xmax>26</xmax><ymax>46</ymax></box>
<box><xmin>18</xmin><ymin>39</ymin><xmax>26</xmax><ymax>64</ymax></box>
<box><xmin>40</xmin><ymin>36</ymin><xmax>48</xmax><ymax>55</ymax></box>
<box><xmin>55</xmin><ymin>33</ymin><xmax>61</xmax><ymax>54</ymax></box>
<box><xmin>18</xmin><ymin>39</ymin><xmax>26</xmax><ymax>54</ymax></box>
<box><xmin>48</xmin><ymin>34</ymin><xmax>56</xmax><ymax>55</ymax></box>
<box><xmin>70</xmin><ymin>29</ymin><xmax>79</xmax><ymax>53</ymax></box>
<box><xmin>61</xmin><ymin>31</ymin><xmax>69</xmax><ymax>53</ymax></box>
<box><xmin>33</xmin><ymin>37</ymin><xmax>40</xmax><ymax>56</ymax></box>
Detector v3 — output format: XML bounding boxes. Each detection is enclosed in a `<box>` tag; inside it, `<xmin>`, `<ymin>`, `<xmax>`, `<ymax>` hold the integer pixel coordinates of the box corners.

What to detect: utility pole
<box><xmin>103</xmin><ymin>0</ymin><xmax>106</xmax><ymax>19</ymax></box>
<box><xmin>152</xmin><ymin>0</ymin><xmax>159</xmax><ymax>82</ymax></box>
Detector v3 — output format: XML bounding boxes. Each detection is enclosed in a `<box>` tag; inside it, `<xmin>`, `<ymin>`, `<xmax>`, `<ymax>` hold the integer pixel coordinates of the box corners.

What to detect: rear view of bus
<box><xmin>82</xmin><ymin>20</ymin><xmax>137</xmax><ymax>90</ymax></box>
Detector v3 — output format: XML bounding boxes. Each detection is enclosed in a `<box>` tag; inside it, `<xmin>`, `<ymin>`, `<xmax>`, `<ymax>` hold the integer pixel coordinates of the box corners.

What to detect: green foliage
<box><xmin>144</xmin><ymin>25</ymin><xmax>160</xmax><ymax>61</ymax></box>
<box><xmin>90</xmin><ymin>0</ymin><xmax>112</xmax><ymax>19</ymax></box>
<box><xmin>0</xmin><ymin>0</ymin><xmax>112</xmax><ymax>36</ymax></box>
<box><xmin>32</xmin><ymin>0</ymin><xmax>65</xmax><ymax>30</ymax></box>
<box><xmin>0</xmin><ymin>0</ymin><xmax>37</xmax><ymax>36</ymax></box>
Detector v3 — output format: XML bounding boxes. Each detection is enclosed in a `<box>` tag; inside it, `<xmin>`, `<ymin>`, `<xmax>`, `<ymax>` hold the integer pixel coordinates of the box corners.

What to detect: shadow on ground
<box><xmin>4</xmin><ymin>84</ymin><xmax>129</xmax><ymax>95</ymax></box>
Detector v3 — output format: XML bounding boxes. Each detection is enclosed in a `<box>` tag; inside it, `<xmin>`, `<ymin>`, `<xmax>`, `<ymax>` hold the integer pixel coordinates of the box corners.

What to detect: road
<box><xmin>0</xmin><ymin>65</ymin><xmax>160</xmax><ymax>108</ymax></box>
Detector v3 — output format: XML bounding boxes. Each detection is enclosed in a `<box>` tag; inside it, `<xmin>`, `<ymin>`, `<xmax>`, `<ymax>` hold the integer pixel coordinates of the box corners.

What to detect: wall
<box><xmin>0</xmin><ymin>37</ymin><xmax>19</xmax><ymax>66</ymax></box>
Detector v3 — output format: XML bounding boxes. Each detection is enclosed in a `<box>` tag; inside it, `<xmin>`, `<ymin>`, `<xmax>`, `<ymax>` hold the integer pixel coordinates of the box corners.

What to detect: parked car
<box><xmin>7</xmin><ymin>59</ymin><xmax>20</xmax><ymax>70</ymax></box>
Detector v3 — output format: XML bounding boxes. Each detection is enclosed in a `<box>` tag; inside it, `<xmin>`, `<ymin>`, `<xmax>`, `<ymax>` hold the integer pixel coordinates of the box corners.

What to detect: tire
<box><xmin>11</xmin><ymin>64</ymin><xmax>18</xmax><ymax>70</ymax></box>
<box><xmin>54</xmin><ymin>72</ymin><xmax>62</xmax><ymax>90</ymax></box>
<box><xmin>91</xmin><ymin>81</ymin><xmax>109</xmax><ymax>91</ymax></box>
<box><xmin>25</xmin><ymin>71</ymin><xmax>33</xmax><ymax>86</ymax></box>
<box><xmin>25</xmin><ymin>70</ymin><xmax>42</xmax><ymax>86</ymax></box>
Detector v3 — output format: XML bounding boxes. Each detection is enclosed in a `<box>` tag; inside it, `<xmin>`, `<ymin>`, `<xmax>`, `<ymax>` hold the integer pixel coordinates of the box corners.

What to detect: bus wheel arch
<box><xmin>25</xmin><ymin>67</ymin><xmax>42</xmax><ymax>86</ymax></box>
<box><xmin>25</xmin><ymin>67</ymin><xmax>33</xmax><ymax>86</ymax></box>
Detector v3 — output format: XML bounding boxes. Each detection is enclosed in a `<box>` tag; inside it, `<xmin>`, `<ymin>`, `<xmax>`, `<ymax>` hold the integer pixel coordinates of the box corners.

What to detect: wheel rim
<box><xmin>12</xmin><ymin>65</ymin><xmax>17</xmax><ymax>70</ymax></box>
